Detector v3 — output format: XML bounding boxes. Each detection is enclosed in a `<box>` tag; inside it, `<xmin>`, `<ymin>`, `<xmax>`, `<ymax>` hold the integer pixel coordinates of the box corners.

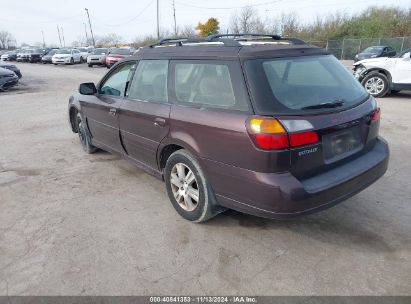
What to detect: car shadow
<box><xmin>206</xmin><ymin>205</ymin><xmax>404</xmax><ymax>254</ymax></box>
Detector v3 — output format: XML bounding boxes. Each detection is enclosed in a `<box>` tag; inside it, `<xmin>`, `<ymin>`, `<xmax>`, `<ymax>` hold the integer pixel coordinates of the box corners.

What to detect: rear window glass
<box><xmin>245</xmin><ymin>55</ymin><xmax>368</xmax><ymax>115</ymax></box>
<box><xmin>173</xmin><ymin>61</ymin><xmax>249</xmax><ymax>111</ymax></box>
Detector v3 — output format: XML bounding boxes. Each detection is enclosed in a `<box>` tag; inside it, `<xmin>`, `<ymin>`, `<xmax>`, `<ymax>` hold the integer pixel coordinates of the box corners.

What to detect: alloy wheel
<box><xmin>170</xmin><ymin>163</ymin><xmax>200</xmax><ymax>212</ymax></box>
<box><xmin>364</xmin><ymin>77</ymin><xmax>385</xmax><ymax>95</ymax></box>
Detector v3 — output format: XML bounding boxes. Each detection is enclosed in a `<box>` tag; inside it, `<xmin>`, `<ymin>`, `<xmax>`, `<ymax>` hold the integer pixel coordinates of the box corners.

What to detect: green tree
<box><xmin>196</xmin><ymin>18</ymin><xmax>220</xmax><ymax>37</ymax></box>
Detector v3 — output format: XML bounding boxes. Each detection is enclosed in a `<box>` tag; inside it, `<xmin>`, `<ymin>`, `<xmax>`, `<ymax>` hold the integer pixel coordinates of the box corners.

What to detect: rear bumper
<box><xmin>203</xmin><ymin>137</ymin><xmax>389</xmax><ymax>219</ymax></box>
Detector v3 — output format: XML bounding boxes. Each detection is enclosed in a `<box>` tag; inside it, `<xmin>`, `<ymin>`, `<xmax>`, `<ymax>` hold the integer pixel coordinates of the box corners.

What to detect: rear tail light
<box><xmin>247</xmin><ymin>117</ymin><xmax>319</xmax><ymax>150</ymax></box>
<box><xmin>371</xmin><ymin>108</ymin><xmax>381</xmax><ymax>122</ymax></box>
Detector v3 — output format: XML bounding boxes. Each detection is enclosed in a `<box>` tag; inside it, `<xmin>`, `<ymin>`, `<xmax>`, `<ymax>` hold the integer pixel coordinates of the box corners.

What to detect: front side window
<box><xmin>127</xmin><ymin>60</ymin><xmax>168</xmax><ymax>103</ymax></box>
<box><xmin>245</xmin><ymin>55</ymin><xmax>368</xmax><ymax>115</ymax></box>
<box><xmin>173</xmin><ymin>61</ymin><xmax>249</xmax><ymax>111</ymax></box>
<box><xmin>99</xmin><ymin>63</ymin><xmax>134</xmax><ymax>97</ymax></box>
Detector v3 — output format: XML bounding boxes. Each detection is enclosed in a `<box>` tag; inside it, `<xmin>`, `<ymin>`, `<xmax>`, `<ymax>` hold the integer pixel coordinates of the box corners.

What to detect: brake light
<box><xmin>247</xmin><ymin>117</ymin><xmax>319</xmax><ymax>150</ymax></box>
<box><xmin>371</xmin><ymin>108</ymin><xmax>381</xmax><ymax>122</ymax></box>
<box><xmin>289</xmin><ymin>131</ymin><xmax>319</xmax><ymax>147</ymax></box>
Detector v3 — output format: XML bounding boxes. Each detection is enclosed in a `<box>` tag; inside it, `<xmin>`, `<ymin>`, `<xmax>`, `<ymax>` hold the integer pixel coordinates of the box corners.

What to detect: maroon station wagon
<box><xmin>68</xmin><ymin>34</ymin><xmax>389</xmax><ymax>222</ymax></box>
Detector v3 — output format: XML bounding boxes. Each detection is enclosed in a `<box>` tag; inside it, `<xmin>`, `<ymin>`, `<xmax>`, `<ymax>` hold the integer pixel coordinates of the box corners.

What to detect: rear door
<box><xmin>81</xmin><ymin>62</ymin><xmax>135</xmax><ymax>153</ymax></box>
<box><xmin>119</xmin><ymin>59</ymin><xmax>171</xmax><ymax>169</ymax></box>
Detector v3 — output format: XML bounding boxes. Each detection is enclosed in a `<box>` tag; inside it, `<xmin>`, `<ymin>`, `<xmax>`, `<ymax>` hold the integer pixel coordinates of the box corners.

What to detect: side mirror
<box><xmin>79</xmin><ymin>83</ymin><xmax>97</xmax><ymax>95</ymax></box>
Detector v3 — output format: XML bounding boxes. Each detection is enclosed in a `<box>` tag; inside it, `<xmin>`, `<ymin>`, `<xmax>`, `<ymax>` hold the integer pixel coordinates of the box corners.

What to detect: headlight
<box><xmin>371</xmin><ymin>54</ymin><xmax>377</xmax><ymax>58</ymax></box>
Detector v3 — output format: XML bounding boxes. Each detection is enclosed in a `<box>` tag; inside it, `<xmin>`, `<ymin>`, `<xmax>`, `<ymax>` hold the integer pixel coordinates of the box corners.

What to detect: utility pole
<box><xmin>61</xmin><ymin>26</ymin><xmax>66</xmax><ymax>47</ymax></box>
<box><xmin>41</xmin><ymin>30</ymin><xmax>46</xmax><ymax>48</ymax></box>
<box><xmin>157</xmin><ymin>0</ymin><xmax>160</xmax><ymax>39</ymax></box>
<box><xmin>172</xmin><ymin>0</ymin><xmax>177</xmax><ymax>37</ymax></box>
<box><xmin>57</xmin><ymin>24</ymin><xmax>62</xmax><ymax>47</ymax></box>
<box><xmin>85</xmin><ymin>8</ymin><xmax>96</xmax><ymax>47</ymax></box>
<box><xmin>84</xmin><ymin>23</ymin><xmax>89</xmax><ymax>46</ymax></box>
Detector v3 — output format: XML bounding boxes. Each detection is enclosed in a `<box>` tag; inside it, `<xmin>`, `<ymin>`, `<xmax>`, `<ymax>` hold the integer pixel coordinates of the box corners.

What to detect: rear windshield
<box><xmin>244</xmin><ymin>55</ymin><xmax>368</xmax><ymax>115</ymax></box>
<box><xmin>92</xmin><ymin>48</ymin><xmax>107</xmax><ymax>55</ymax></box>
<box><xmin>57</xmin><ymin>49</ymin><xmax>71</xmax><ymax>54</ymax></box>
<box><xmin>110</xmin><ymin>48</ymin><xmax>130</xmax><ymax>55</ymax></box>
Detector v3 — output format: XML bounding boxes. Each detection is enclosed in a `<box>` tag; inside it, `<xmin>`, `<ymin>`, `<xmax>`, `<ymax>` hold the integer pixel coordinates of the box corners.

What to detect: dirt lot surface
<box><xmin>0</xmin><ymin>62</ymin><xmax>410</xmax><ymax>295</ymax></box>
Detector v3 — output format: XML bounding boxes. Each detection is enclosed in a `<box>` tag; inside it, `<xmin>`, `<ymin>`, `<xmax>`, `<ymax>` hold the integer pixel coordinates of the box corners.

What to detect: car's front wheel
<box><xmin>164</xmin><ymin>150</ymin><xmax>225</xmax><ymax>222</ymax></box>
<box><xmin>76</xmin><ymin>113</ymin><xmax>97</xmax><ymax>154</ymax></box>
<box><xmin>361</xmin><ymin>72</ymin><xmax>389</xmax><ymax>97</ymax></box>
<box><xmin>70</xmin><ymin>57</ymin><xmax>74</xmax><ymax>65</ymax></box>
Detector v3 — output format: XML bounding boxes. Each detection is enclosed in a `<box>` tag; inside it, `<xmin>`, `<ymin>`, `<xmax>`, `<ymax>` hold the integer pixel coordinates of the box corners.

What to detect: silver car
<box><xmin>87</xmin><ymin>48</ymin><xmax>108</xmax><ymax>67</ymax></box>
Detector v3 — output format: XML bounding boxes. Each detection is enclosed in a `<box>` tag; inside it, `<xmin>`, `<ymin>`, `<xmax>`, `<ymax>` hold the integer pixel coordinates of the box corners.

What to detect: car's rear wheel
<box><xmin>164</xmin><ymin>150</ymin><xmax>225</xmax><ymax>222</ymax></box>
<box><xmin>88</xmin><ymin>63</ymin><xmax>92</xmax><ymax>68</ymax></box>
<box><xmin>76</xmin><ymin>113</ymin><xmax>97</xmax><ymax>154</ymax></box>
<box><xmin>361</xmin><ymin>72</ymin><xmax>389</xmax><ymax>97</ymax></box>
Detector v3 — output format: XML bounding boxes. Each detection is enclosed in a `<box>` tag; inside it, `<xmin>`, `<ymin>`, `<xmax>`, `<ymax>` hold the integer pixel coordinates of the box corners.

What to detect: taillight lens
<box><xmin>289</xmin><ymin>131</ymin><xmax>319</xmax><ymax>147</ymax></box>
<box><xmin>371</xmin><ymin>108</ymin><xmax>381</xmax><ymax>122</ymax></box>
<box><xmin>248</xmin><ymin>117</ymin><xmax>319</xmax><ymax>150</ymax></box>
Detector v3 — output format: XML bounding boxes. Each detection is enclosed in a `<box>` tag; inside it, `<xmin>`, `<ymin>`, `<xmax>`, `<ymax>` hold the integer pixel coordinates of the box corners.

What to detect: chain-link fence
<box><xmin>307</xmin><ymin>37</ymin><xmax>411</xmax><ymax>60</ymax></box>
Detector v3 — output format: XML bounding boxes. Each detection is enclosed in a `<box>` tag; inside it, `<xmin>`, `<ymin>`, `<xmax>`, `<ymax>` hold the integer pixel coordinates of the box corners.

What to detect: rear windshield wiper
<box><xmin>301</xmin><ymin>99</ymin><xmax>345</xmax><ymax>110</ymax></box>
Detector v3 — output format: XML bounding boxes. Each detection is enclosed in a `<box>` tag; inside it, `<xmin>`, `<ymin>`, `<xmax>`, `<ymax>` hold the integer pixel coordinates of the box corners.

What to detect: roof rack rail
<box><xmin>148</xmin><ymin>33</ymin><xmax>306</xmax><ymax>48</ymax></box>
<box><xmin>149</xmin><ymin>37</ymin><xmax>241</xmax><ymax>47</ymax></box>
<box><xmin>207</xmin><ymin>34</ymin><xmax>306</xmax><ymax>45</ymax></box>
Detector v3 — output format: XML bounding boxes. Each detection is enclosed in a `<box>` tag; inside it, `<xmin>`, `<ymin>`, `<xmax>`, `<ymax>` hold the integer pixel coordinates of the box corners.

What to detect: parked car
<box><xmin>68</xmin><ymin>34</ymin><xmax>389</xmax><ymax>222</ymax></box>
<box><xmin>105</xmin><ymin>48</ymin><xmax>132</xmax><ymax>68</ymax></box>
<box><xmin>0</xmin><ymin>61</ymin><xmax>22</xmax><ymax>78</ymax></box>
<box><xmin>353</xmin><ymin>48</ymin><xmax>411</xmax><ymax>97</ymax></box>
<box><xmin>74</xmin><ymin>47</ymin><xmax>89</xmax><ymax>63</ymax></box>
<box><xmin>1</xmin><ymin>50</ymin><xmax>18</xmax><ymax>61</ymax></box>
<box><xmin>354</xmin><ymin>46</ymin><xmax>396</xmax><ymax>62</ymax></box>
<box><xmin>0</xmin><ymin>67</ymin><xmax>19</xmax><ymax>91</ymax></box>
<box><xmin>42</xmin><ymin>49</ymin><xmax>59</xmax><ymax>64</ymax></box>
<box><xmin>87</xmin><ymin>48</ymin><xmax>108</xmax><ymax>67</ymax></box>
<box><xmin>28</xmin><ymin>48</ymin><xmax>50</xmax><ymax>63</ymax></box>
<box><xmin>52</xmin><ymin>48</ymin><xmax>83</xmax><ymax>65</ymax></box>
<box><xmin>17</xmin><ymin>49</ymin><xmax>31</xmax><ymax>62</ymax></box>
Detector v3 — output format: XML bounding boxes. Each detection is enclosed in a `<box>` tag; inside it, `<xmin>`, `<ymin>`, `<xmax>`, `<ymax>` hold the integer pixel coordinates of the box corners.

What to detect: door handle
<box><xmin>109</xmin><ymin>108</ymin><xmax>117</xmax><ymax>116</ymax></box>
<box><xmin>154</xmin><ymin>117</ymin><xmax>166</xmax><ymax>127</ymax></box>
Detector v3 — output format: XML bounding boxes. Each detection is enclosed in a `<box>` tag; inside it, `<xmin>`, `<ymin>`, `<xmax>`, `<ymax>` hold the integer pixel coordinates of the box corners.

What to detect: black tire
<box><xmin>164</xmin><ymin>150</ymin><xmax>225</xmax><ymax>222</ymax></box>
<box><xmin>70</xmin><ymin>57</ymin><xmax>74</xmax><ymax>65</ymax></box>
<box><xmin>88</xmin><ymin>63</ymin><xmax>92</xmax><ymax>68</ymax></box>
<box><xmin>80</xmin><ymin>56</ymin><xmax>84</xmax><ymax>63</ymax></box>
<box><xmin>361</xmin><ymin>72</ymin><xmax>390</xmax><ymax>97</ymax></box>
<box><xmin>76</xmin><ymin>113</ymin><xmax>97</xmax><ymax>154</ymax></box>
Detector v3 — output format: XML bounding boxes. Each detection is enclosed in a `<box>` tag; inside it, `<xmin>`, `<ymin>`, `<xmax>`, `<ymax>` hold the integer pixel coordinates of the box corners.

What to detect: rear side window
<box><xmin>172</xmin><ymin>60</ymin><xmax>249</xmax><ymax>111</ymax></box>
<box><xmin>127</xmin><ymin>60</ymin><xmax>168</xmax><ymax>103</ymax></box>
<box><xmin>245</xmin><ymin>55</ymin><xmax>368</xmax><ymax>115</ymax></box>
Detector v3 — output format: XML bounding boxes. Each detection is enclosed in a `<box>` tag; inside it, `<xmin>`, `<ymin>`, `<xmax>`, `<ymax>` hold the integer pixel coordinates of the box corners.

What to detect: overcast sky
<box><xmin>1</xmin><ymin>0</ymin><xmax>409</xmax><ymax>46</ymax></box>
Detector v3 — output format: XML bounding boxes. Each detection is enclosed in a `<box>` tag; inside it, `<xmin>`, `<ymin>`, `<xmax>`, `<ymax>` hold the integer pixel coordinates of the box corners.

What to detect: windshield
<box><xmin>363</xmin><ymin>46</ymin><xmax>384</xmax><ymax>54</ymax></box>
<box><xmin>110</xmin><ymin>48</ymin><xmax>130</xmax><ymax>55</ymax></box>
<box><xmin>92</xmin><ymin>48</ymin><xmax>107</xmax><ymax>55</ymax></box>
<box><xmin>244</xmin><ymin>55</ymin><xmax>368</xmax><ymax>115</ymax></box>
<box><xmin>46</xmin><ymin>50</ymin><xmax>57</xmax><ymax>56</ymax></box>
<box><xmin>57</xmin><ymin>49</ymin><xmax>71</xmax><ymax>54</ymax></box>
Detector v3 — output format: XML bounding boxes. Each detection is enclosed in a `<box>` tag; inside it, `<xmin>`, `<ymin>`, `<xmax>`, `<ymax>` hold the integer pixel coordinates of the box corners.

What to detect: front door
<box><xmin>393</xmin><ymin>50</ymin><xmax>411</xmax><ymax>85</ymax></box>
<box><xmin>119</xmin><ymin>59</ymin><xmax>170</xmax><ymax>169</ymax></box>
<box><xmin>81</xmin><ymin>62</ymin><xmax>135</xmax><ymax>153</ymax></box>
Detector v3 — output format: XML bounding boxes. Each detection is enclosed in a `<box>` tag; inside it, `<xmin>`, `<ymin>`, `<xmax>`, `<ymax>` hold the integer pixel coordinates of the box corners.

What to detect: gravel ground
<box><xmin>0</xmin><ymin>62</ymin><xmax>410</xmax><ymax>296</ymax></box>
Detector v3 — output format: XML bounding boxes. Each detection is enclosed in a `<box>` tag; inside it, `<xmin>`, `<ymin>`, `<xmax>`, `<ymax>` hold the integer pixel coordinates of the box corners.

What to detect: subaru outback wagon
<box><xmin>68</xmin><ymin>34</ymin><xmax>389</xmax><ymax>222</ymax></box>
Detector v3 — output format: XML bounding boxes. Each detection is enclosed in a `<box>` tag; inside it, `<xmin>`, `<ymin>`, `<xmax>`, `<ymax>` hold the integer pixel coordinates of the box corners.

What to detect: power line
<box><xmin>175</xmin><ymin>0</ymin><xmax>284</xmax><ymax>10</ymax></box>
<box><xmin>97</xmin><ymin>0</ymin><xmax>156</xmax><ymax>27</ymax></box>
